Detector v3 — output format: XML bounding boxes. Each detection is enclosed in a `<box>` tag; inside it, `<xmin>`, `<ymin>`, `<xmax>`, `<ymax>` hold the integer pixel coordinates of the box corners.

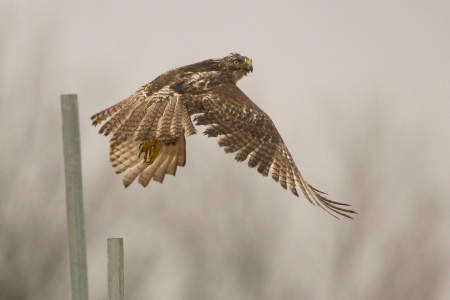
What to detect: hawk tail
<box><xmin>138</xmin><ymin>136</ymin><xmax>186</xmax><ymax>186</ymax></box>
<box><xmin>110</xmin><ymin>135</ymin><xmax>187</xmax><ymax>187</ymax></box>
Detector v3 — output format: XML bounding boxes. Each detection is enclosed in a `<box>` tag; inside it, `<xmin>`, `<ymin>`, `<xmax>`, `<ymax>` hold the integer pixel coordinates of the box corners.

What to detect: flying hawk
<box><xmin>91</xmin><ymin>53</ymin><xmax>356</xmax><ymax>219</ymax></box>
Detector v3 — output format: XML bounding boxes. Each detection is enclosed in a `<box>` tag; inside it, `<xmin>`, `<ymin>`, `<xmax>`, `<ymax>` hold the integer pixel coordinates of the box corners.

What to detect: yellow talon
<box><xmin>138</xmin><ymin>140</ymin><xmax>161</xmax><ymax>164</ymax></box>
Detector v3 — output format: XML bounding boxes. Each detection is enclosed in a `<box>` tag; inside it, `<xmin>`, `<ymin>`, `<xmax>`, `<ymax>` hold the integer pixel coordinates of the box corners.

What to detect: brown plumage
<box><xmin>91</xmin><ymin>53</ymin><xmax>356</xmax><ymax>219</ymax></box>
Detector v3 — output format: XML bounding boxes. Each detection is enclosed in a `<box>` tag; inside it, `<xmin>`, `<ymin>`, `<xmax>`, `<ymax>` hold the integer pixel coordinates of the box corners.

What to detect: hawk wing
<box><xmin>194</xmin><ymin>83</ymin><xmax>355</xmax><ymax>219</ymax></box>
<box><xmin>91</xmin><ymin>87</ymin><xmax>196</xmax><ymax>187</ymax></box>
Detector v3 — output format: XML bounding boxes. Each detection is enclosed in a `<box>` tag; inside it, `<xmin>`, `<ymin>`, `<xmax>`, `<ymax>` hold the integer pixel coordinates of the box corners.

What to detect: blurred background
<box><xmin>1</xmin><ymin>1</ymin><xmax>449</xmax><ymax>299</ymax></box>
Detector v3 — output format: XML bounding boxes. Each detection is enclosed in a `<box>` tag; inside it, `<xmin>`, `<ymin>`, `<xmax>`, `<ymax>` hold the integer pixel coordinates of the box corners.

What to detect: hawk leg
<box><xmin>138</xmin><ymin>140</ymin><xmax>161</xmax><ymax>164</ymax></box>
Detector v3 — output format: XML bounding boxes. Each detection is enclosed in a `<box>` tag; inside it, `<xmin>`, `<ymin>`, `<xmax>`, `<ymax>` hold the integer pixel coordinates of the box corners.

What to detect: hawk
<box><xmin>91</xmin><ymin>53</ymin><xmax>356</xmax><ymax>219</ymax></box>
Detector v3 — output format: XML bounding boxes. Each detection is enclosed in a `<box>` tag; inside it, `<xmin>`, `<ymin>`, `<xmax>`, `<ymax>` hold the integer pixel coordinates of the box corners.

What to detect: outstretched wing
<box><xmin>91</xmin><ymin>87</ymin><xmax>196</xmax><ymax>187</ymax></box>
<box><xmin>194</xmin><ymin>83</ymin><xmax>355</xmax><ymax>219</ymax></box>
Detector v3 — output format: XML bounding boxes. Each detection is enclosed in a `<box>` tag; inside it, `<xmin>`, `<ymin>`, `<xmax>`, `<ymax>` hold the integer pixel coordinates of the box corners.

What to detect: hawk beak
<box><xmin>245</xmin><ymin>60</ymin><xmax>253</xmax><ymax>72</ymax></box>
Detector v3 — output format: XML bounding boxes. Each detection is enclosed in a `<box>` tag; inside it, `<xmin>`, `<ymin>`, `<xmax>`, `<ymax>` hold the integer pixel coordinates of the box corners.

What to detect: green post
<box><xmin>108</xmin><ymin>238</ymin><xmax>124</xmax><ymax>300</ymax></box>
<box><xmin>61</xmin><ymin>94</ymin><xmax>89</xmax><ymax>300</ymax></box>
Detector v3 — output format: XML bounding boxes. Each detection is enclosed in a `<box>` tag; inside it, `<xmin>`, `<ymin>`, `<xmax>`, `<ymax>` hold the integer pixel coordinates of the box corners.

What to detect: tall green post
<box><xmin>61</xmin><ymin>94</ymin><xmax>89</xmax><ymax>300</ymax></box>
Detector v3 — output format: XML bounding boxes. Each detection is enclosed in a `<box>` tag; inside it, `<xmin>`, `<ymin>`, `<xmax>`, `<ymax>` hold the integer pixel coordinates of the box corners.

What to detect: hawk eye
<box><xmin>233</xmin><ymin>60</ymin><xmax>240</xmax><ymax>65</ymax></box>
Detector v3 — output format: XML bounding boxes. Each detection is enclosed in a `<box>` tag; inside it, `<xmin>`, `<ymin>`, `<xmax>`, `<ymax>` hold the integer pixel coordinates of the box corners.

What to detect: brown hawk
<box><xmin>91</xmin><ymin>53</ymin><xmax>356</xmax><ymax>219</ymax></box>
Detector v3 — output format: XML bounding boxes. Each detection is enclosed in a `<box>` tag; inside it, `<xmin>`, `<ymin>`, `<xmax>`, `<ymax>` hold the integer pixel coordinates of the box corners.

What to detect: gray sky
<box><xmin>1</xmin><ymin>1</ymin><xmax>449</xmax><ymax>299</ymax></box>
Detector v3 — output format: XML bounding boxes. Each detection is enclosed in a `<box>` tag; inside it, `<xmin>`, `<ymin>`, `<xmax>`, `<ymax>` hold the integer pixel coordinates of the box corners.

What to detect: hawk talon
<box><xmin>138</xmin><ymin>140</ymin><xmax>161</xmax><ymax>164</ymax></box>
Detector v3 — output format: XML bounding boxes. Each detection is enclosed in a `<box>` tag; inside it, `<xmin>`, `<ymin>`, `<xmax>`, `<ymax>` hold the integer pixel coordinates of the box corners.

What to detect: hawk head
<box><xmin>222</xmin><ymin>53</ymin><xmax>253</xmax><ymax>82</ymax></box>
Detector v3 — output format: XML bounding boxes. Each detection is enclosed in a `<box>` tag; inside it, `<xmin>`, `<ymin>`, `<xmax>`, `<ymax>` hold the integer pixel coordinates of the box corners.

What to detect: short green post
<box><xmin>108</xmin><ymin>238</ymin><xmax>124</xmax><ymax>300</ymax></box>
